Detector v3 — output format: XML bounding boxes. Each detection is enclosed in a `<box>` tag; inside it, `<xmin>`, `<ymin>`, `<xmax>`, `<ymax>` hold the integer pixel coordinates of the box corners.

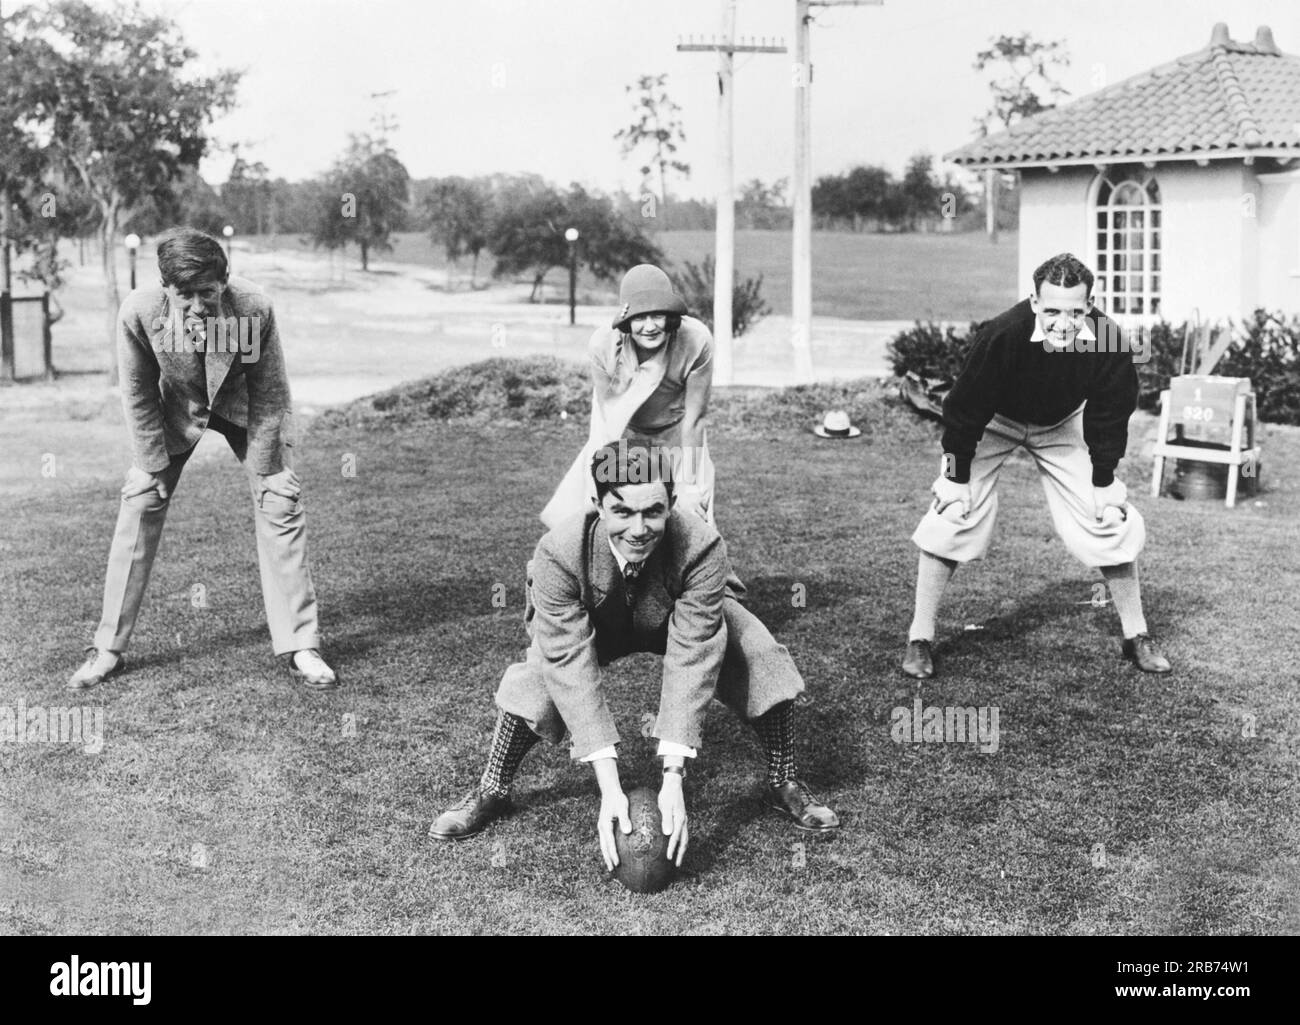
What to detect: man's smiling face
<box><xmin>1031</xmin><ymin>280</ymin><xmax>1092</xmax><ymax>349</ymax></box>
<box><xmin>165</xmin><ymin>275</ymin><xmax>227</xmax><ymax>324</ymax></box>
<box><xmin>597</xmin><ymin>481</ymin><xmax>672</xmax><ymax>562</ymax></box>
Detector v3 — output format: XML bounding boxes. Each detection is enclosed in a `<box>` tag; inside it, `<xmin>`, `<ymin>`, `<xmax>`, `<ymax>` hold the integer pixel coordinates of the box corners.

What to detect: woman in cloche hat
<box><xmin>541</xmin><ymin>264</ymin><xmax>717</xmax><ymax>526</ymax></box>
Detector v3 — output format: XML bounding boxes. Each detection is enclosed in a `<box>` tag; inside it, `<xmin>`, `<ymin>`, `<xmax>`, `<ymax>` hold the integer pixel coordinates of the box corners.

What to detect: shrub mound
<box><xmin>316</xmin><ymin>357</ymin><xmax>592</xmax><ymax>428</ymax></box>
<box><xmin>315</xmin><ymin>357</ymin><xmax>933</xmax><ymax>441</ymax></box>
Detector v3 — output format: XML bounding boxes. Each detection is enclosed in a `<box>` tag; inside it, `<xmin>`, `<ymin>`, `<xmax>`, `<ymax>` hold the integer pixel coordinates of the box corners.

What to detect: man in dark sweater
<box><xmin>903</xmin><ymin>253</ymin><xmax>1171</xmax><ymax>678</ymax></box>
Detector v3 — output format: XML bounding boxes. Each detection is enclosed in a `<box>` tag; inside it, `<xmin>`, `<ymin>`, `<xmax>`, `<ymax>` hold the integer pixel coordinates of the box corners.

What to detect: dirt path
<box><xmin>3</xmin><ymin>240</ymin><xmax>904</xmax><ymax>414</ymax></box>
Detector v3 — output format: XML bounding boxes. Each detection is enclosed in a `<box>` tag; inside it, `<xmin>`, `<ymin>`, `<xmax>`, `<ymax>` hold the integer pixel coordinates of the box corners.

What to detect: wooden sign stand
<box><xmin>1150</xmin><ymin>376</ymin><xmax>1260</xmax><ymax>508</ymax></box>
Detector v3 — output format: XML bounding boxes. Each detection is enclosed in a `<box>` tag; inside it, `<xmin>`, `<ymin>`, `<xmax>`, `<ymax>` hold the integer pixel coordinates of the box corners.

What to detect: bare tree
<box><xmin>613</xmin><ymin>74</ymin><xmax>691</xmax><ymax>213</ymax></box>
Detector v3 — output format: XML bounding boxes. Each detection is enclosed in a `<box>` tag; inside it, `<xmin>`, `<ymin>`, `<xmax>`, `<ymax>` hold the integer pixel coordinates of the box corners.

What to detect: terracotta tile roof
<box><xmin>947</xmin><ymin>24</ymin><xmax>1300</xmax><ymax>167</ymax></box>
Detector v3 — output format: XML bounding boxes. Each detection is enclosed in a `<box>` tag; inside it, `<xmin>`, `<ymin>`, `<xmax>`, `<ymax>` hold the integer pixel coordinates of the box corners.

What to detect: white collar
<box><xmin>1030</xmin><ymin>314</ymin><xmax>1096</xmax><ymax>345</ymax></box>
<box><xmin>607</xmin><ymin>537</ymin><xmax>646</xmax><ymax>574</ymax></box>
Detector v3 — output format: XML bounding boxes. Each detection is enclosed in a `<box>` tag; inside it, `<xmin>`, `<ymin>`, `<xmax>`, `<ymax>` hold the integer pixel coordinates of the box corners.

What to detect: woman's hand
<box><xmin>674</xmin><ymin>485</ymin><xmax>708</xmax><ymax>521</ymax></box>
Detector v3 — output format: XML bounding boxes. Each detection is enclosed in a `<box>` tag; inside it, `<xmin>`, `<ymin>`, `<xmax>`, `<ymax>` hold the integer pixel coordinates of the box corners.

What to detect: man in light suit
<box><xmin>431</xmin><ymin>439</ymin><xmax>839</xmax><ymax>869</ymax></box>
<box><xmin>68</xmin><ymin>227</ymin><xmax>337</xmax><ymax>691</ymax></box>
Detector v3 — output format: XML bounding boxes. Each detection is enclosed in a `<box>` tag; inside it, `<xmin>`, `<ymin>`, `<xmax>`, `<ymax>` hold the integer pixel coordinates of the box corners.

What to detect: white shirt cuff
<box><xmin>580</xmin><ymin>745</ymin><xmax>618</xmax><ymax>763</ymax></box>
<box><xmin>657</xmin><ymin>740</ymin><xmax>697</xmax><ymax>758</ymax></box>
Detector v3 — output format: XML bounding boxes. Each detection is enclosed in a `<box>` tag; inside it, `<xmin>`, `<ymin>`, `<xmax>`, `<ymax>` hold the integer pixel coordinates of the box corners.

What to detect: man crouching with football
<box><xmin>430</xmin><ymin>439</ymin><xmax>839</xmax><ymax>870</ymax></box>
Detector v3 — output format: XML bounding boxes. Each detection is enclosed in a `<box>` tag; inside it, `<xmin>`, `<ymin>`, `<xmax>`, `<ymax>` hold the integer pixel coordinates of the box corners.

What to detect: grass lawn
<box><xmin>2</xmin><ymin>367</ymin><xmax>1298</xmax><ymax>934</ymax></box>
<box><xmin>247</xmin><ymin>228</ymin><xmax>1019</xmax><ymax>321</ymax></box>
<box><xmin>656</xmin><ymin>229</ymin><xmax>1019</xmax><ymax>322</ymax></box>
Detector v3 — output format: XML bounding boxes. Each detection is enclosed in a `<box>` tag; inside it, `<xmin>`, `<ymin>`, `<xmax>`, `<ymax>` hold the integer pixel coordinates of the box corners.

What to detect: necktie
<box><xmin>623</xmin><ymin>561</ymin><xmax>642</xmax><ymax>606</ymax></box>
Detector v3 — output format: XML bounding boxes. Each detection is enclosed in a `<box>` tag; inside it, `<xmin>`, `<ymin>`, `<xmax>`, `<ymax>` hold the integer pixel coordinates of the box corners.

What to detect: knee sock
<box><xmin>479</xmin><ymin>712</ymin><xmax>539</xmax><ymax>798</ymax></box>
<box><xmin>752</xmin><ymin>701</ymin><xmax>797</xmax><ymax>789</ymax></box>
<box><xmin>908</xmin><ymin>551</ymin><xmax>958</xmax><ymax>642</ymax></box>
<box><xmin>1100</xmin><ymin>563</ymin><xmax>1148</xmax><ymax>638</ymax></box>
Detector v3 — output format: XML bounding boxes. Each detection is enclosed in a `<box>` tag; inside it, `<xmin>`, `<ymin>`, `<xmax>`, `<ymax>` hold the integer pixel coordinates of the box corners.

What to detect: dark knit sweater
<box><xmin>940</xmin><ymin>299</ymin><xmax>1138</xmax><ymax>487</ymax></box>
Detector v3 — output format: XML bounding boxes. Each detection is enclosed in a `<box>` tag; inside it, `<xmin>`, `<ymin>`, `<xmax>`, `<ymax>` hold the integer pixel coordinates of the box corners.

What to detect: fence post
<box><xmin>0</xmin><ymin>291</ymin><xmax>13</xmax><ymax>382</ymax></box>
<box><xmin>42</xmin><ymin>292</ymin><xmax>55</xmax><ymax>380</ymax></box>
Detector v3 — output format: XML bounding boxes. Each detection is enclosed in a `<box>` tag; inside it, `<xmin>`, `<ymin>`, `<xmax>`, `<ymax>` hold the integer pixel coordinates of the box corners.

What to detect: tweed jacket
<box><xmin>116</xmin><ymin>276</ymin><xmax>292</xmax><ymax>476</ymax></box>
<box><xmin>523</xmin><ymin>507</ymin><xmax>741</xmax><ymax>759</ymax></box>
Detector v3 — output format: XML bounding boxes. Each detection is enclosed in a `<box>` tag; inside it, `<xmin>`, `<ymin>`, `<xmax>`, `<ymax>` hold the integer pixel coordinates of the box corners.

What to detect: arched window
<box><xmin>1092</xmin><ymin>169</ymin><xmax>1161</xmax><ymax>318</ymax></box>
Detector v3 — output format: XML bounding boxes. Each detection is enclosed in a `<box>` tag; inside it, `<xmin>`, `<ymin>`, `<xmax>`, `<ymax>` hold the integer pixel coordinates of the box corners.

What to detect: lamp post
<box><xmin>564</xmin><ymin>227</ymin><xmax>579</xmax><ymax>326</ymax></box>
<box><xmin>124</xmin><ymin>233</ymin><xmax>141</xmax><ymax>290</ymax></box>
<box><xmin>222</xmin><ymin>224</ymin><xmax>234</xmax><ymax>274</ymax></box>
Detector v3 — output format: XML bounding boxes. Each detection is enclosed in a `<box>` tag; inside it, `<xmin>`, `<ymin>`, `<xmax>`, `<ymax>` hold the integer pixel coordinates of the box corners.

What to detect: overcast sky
<box><xmin>131</xmin><ymin>0</ymin><xmax>1299</xmax><ymax>195</ymax></box>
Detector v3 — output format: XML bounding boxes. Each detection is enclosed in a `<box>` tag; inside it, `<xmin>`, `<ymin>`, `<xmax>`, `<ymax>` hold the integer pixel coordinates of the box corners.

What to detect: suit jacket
<box><xmin>523</xmin><ymin>508</ymin><xmax>742</xmax><ymax>759</ymax></box>
<box><xmin>117</xmin><ymin>276</ymin><xmax>292</xmax><ymax>475</ymax></box>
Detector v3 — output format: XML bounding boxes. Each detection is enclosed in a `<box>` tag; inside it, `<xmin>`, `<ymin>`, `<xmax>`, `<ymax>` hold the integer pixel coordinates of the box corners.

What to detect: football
<box><xmin>612</xmin><ymin>787</ymin><xmax>675</xmax><ymax>894</ymax></box>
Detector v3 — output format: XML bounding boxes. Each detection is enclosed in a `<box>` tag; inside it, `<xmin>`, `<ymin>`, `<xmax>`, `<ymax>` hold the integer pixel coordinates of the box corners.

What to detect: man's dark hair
<box><xmin>156</xmin><ymin>228</ymin><xmax>229</xmax><ymax>290</ymax></box>
<box><xmin>1032</xmin><ymin>253</ymin><xmax>1094</xmax><ymax>296</ymax></box>
<box><xmin>590</xmin><ymin>438</ymin><xmax>676</xmax><ymax>505</ymax></box>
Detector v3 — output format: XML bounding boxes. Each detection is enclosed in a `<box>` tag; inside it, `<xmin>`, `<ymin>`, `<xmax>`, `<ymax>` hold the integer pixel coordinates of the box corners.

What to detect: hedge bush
<box><xmin>1218</xmin><ymin>310</ymin><xmax>1300</xmax><ymax>426</ymax></box>
<box><xmin>888</xmin><ymin>310</ymin><xmax>1300</xmax><ymax>426</ymax></box>
<box><xmin>885</xmin><ymin>320</ymin><xmax>983</xmax><ymax>381</ymax></box>
<box><xmin>668</xmin><ymin>256</ymin><xmax>771</xmax><ymax>338</ymax></box>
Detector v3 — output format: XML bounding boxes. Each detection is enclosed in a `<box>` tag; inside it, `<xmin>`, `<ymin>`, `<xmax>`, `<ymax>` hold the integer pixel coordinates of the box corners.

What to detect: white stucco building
<box><xmin>946</xmin><ymin>23</ymin><xmax>1300</xmax><ymax>329</ymax></box>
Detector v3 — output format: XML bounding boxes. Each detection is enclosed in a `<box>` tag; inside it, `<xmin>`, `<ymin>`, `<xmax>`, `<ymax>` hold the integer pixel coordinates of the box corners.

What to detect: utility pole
<box><xmin>678</xmin><ymin>9</ymin><xmax>785</xmax><ymax>387</ymax></box>
<box><xmin>792</xmin><ymin>0</ymin><xmax>882</xmax><ymax>383</ymax></box>
<box><xmin>369</xmin><ymin>89</ymin><xmax>399</xmax><ymax>148</ymax></box>
<box><xmin>0</xmin><ymin>0</ymin><xmax>14</xmax><ymax>382</ymax></box>
<box><xmin>985</xmin><ymin>168</ymin><xmax>999</xmax><ymax>243</ymax></box>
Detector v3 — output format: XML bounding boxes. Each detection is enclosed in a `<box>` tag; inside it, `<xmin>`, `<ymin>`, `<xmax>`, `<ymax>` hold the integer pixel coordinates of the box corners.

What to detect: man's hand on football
<box><xmin>1093</xmin><ymin>480</ymin><xmax>1128</xmax><ymax>525</ymax></box>
<box><xmin>931</xmin><ymin>475</ymin><xmax>971</xmax><ymax>518</ymax></box>
<box><xmin>659</xmin><ymin>773</ymin><xmax>689</xmax><ymax>866</ymax></box>
<box><xmin>259</xmin><ymin>468</ymin><xmax>302</xmax><ymax>500</ymax></box>
<box><xmin>597</xmin><ymin>787</ymin><xmax>631</xmax><ymax>872</ymax></box>
<box><xmin>122</xmin><ymin>465</ymin><xmax>168</xmax><ymax>501</ymax></box>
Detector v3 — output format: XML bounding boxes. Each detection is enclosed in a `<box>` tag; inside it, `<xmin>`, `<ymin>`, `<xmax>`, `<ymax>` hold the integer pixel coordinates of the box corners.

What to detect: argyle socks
<box><xmin>909</xmin><ymin>550</ymin><xmax>958</xmax><ymax>641</ymax></box>
<box><xmin>1100</xmin><ymin>562</ymin><xmax>1149</xmax><ymax>638</ymax></box>
<box><xmin>753</xmin><ymin>700</ymin><xmax>798</xmax><ymax>789</ymax></box>
<box><xmin>478</xmin><ymin>711</ymin><xmax>539</xmax><ymax>798</ymax></box>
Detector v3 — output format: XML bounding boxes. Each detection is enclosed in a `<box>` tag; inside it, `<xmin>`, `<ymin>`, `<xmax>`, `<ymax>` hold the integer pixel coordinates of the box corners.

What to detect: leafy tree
<box><xmin>268</xmin><ymin>178</ymin><xmax>320</xmax><ymax>236</ymax></box>
<box><xmin>813</xmin><ymin>165</ymin><xmax>897</xmax><ymax>230</ymax></box>
<box><xmin>845</xmin><ymin>165</ymin><xmax>894</xmax><ymax>226</ymax></box>
<box><xmin>901</xmin><ymin>153</ymin><xmax>941</xmax><ymax>230</ymax></box>
<box><xmin>0</xmin><ymin>37</ymin><xmax>49</xmax><ymax>273</ymax></box>
<box><xmin>223</xmin><ymin>146</ymin><xmax>273</xmax><ymax>236</ymax></box>
<box><xmin>487</xmin><ymin>181</ymin><xmax>662</xmax><ymax>302</ymax></box>
<box><xmin>562</xmin><ymin>185</ymin><xmax>663</xmax><ymax>283</ymax></box>
<box><xmin>973</xmin><ymin>33</ymin><xmax>1070</xmax><ymax>241</ymax></box>
<box><xmin>8</xmin><ymin>0</ymin><xmax>240</xmax><ymax>383</ymax></box>
<box><xmin>811</xmin><ymin>174</ymin><xmax>853</xmax><ymax>228</ymax></box>
<box><xmin>421</xmin><ymin>176</ymin><xmax>491</xmax><ymax>287</ymax></box>
<box><xmin>313</xmin><ymin>134</ymin><xmax>411</xmax><ymax>270</ymax></box>
<box><xmin>613</xmin><ymin>74</ymin><xmax>690</xmax><ymax>211</ymax></box>
<box><xmin>973</xmin><ymin>33</ymin><xmax>1071</xmax><ymax>136</ymax></box>
<box><xmin>125</xmin><ymin>167</ymin><xmax>227</xmax><ymax>238</ymax></box>
<box><xmin>737</xmin><ymin>178</ymin><xmax>790</xmax><ymax>230</ymax></box>
<box><xmin>483</xmin><ymin>180</ymin><xmax>566</xmax><ymax>301</ymax></box>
